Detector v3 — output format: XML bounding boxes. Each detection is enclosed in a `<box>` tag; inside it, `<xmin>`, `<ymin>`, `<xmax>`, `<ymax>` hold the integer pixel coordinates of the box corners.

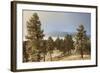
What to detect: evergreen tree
<box><xmin>40</xmin><ymin>40</ymin><xmax>47</xmax><ymax>61</ymax></box>
<box><xmin>59</xmin><ymin>39</ymin><xmax>64</xmax><ymax>52</ymax></box>
<box><xmin>55</xmin><ymin>38</ymin><xmax>64</xmax><ymax>54</ymax></box>
<box><xmin>76</xmin><ymin>24</ymin><xmax>87</xmax><ymax>59</ymax></box>
<box><xmin>23</xmin><ymin>41</ymin><xmax>29</xmax><ymax>62</ymax></box>
<box><xmin>47</xmin><ymin>37</ymin><xmax>54</xmax><ymax>61</ymax></box>
<box><xmin>64</xmin><ymin>34</ymin><xmax>74</xmax><ymax>55</ymax></box>
<box><xmin>82</xmin><ymin>36</ymin><xmax>91</xmax><ymax>54</ymax></box>
<box><xmin>25</xmin><ymin>13</ymin><xmax>44</xmax><ymax>61</ymax></box>
<box><xmin>55</xmin><ymin>37</ymin><xmax>61</xmax><ymax>50</ymax></box>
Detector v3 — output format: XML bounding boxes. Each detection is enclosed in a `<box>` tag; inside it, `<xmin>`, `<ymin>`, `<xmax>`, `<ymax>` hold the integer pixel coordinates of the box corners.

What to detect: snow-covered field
<box><xmin>41</xmin><ymin>51</ymin><xmax>91</xmax><ymax>61</ymax></box>
<box><xmin>60</xmin><ymin>55</ymin><xmax>91</xmax><ymax>61</ymax></box>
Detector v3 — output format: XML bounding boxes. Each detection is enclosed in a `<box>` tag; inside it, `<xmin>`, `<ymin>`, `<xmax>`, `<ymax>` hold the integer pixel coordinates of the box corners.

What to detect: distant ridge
<box><xmin>45</xmin><ymin>31</ymin><xmax>75</xmax><ymax>37</ymax></box>
<box><xmin>44</xmin><ymin>31</ymin><xmax>90</xmax><ymax>37</ymax></box>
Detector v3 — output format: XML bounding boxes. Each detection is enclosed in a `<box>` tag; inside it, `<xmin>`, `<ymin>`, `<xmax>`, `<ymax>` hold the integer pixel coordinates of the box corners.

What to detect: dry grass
<box><xmin>60</xmin><ymin>54</ymin><xmax>91</xmax><ymax>61</ymax></box>
<box><xmin>44</xmin><ymin>54</ymin><xmax>91</xmax><ymax>61</ymax></box>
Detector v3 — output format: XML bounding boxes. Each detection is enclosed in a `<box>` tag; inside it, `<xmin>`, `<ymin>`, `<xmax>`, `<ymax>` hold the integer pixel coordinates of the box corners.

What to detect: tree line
<box><xmin>23</xmin><ymin>13</ymin><xmax>91</xmax><ymax>62</ymax></box>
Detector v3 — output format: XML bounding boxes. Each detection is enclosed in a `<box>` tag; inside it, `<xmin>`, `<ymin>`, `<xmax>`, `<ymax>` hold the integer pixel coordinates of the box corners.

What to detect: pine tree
<box><xmin>63</xmin><ymin>34</ymin><xmax>74</xmax><ymax>55</ymax></box>
<box><xmin>25</xmin><ymin>13</ymin><xmax>44</xmax><ymax>62</ymax></box>
<box><xmin>40</xmin><ymin>40</ymin><xmax>47</xmax><ymax>61</ymax></box>
<box><xmin>76</xmin><ymin>24</ymin><xmax>86</xmax><ymax>59</ymax></box>
<box><xmin>55</xmin><ymin>37</ymin><xmax>61</xmax><ymax>50</ymax></box>
<box><xmin>47</xmin><ymin>37</ymin><xmax>54</xmax><ymax>61</ymax></box>
<box><xmin>23</xmin><ymin>41</ymin><xmax>29</xmax><ymax>62</ymax></box>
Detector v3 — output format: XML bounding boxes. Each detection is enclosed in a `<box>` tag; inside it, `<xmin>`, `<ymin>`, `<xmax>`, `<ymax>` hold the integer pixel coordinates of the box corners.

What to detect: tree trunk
<box><xmin>37</xmin><ymin>53</ymin><xmax>41</xmax><ymax>62</ymax></box>
<box><xmin>80</xmin><ymin>40</ymin><xmax>84</xmax><ymax>59</ymax></box>
<box><xmin>80</xmin><ymin>48</ymin><xmax>83</xmax><ymax>59</ymax></box>
<box><xmin>50</xmin><ymin>52</ymin><xmax>52</xmax><ymax>61</ymax></box>
<box><xmin>43</xmin><ymin>53</ymin><xmax>45</xmax><ymax>61</ymax></box>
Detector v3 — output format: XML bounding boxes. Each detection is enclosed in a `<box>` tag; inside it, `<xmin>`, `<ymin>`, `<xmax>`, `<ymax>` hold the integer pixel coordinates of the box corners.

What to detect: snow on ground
<box><xmin>60</xmin><ymin>55</ymin><xmax>91</xmax><ymax>61</ymax></box>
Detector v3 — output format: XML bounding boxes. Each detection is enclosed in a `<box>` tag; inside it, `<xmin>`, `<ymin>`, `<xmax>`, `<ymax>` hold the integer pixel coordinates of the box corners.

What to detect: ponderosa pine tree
<box><xmin>76</xmin><ymin>24</ymin><xmax>87</xmax><ymax>59</ymax></box>
<box><xmin>25</xmin><ymin>13</ymin><xmax>44</xmax><ymax>62</ymax></box>
<box><xmin>55</xmin><ymin>37</ymin><xmax>61</xmax><ymax>50</ymax></box>
<box><xmin>47</xmin><ymin>37</ymin><xmax>54</xmax><ymax>61</ymax></box>
<box><xmin>63</xmin><ymin>34</ymin><xmax>74</xmax><ymax>55</ymax></box>
<box><xmin>23</xmin><ymin>41</ymin><xmax>29</xmax><ymax>62</ymax></box>
<box><xmin>40</xmin><ymin>40</ymin><xmax>47</xmax><ymax>61</ymax></box>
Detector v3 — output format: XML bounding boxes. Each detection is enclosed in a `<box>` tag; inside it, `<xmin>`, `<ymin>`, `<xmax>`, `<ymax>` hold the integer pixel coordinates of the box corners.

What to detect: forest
<box><xmin>23</xmin><ymin>13</ymin><xmax>91</xmax><ymax>62</ymax></box>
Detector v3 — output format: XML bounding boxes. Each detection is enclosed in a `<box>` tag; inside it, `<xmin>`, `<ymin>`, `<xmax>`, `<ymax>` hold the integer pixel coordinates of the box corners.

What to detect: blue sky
<box><xmin>23</xmin><ymin>10</ymin><xmax>91</xmax><ymax>39</ymax></box>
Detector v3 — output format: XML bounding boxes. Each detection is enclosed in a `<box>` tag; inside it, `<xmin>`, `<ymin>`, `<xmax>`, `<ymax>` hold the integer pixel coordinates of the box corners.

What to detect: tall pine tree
<box><xmin>55</xmin><ymin>37</ymin><xmax>61</xmax><ymax>50</ymax></box>
<box><xmin>47</xmin><ymin>37</ymin><xmax>54</xmax><ymax>61</ymax></box>
<box><xmin>26</xmin><ymin>13</ymin><xmax>44</xmax><ymax>62</ymax></box>
<box><xmin>63</xmin><ymin>34</ymin><xmax>74</xmax><ymax>55</ymax></box>
<box><xmin>76</xmin><ymin>24</ymin><xmax>86</xmax><ymax>59</ymax></box>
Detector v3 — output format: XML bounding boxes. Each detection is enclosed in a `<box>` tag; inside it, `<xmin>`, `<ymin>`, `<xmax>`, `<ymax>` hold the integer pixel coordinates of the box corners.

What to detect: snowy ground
<box><xmin>43</xmin><ymin>54</ymin><xmax>91</xmax><ymax>61</ymax></box>
<box><xmin>41</xmin><ymin>49</ymin><xmax>91</xmax><ymax>61</ymax></box>
<box><xmin>60</xmin><ymin>55</ymin><xmax>91</xmax><ymax>61</ymax></box>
